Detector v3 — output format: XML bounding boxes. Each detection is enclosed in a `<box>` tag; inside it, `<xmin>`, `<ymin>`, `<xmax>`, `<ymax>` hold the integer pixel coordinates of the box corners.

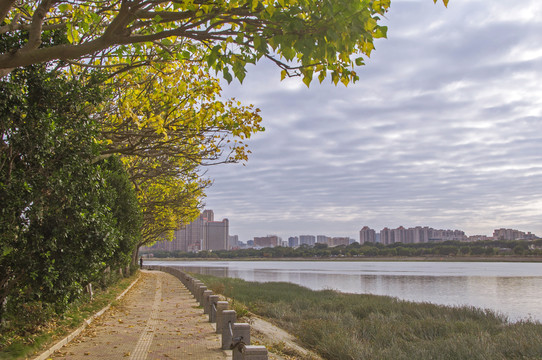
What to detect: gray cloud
<box><xmin>204</xmin><ymin>0</ymin><xmax>542</xmax><ymax>241</ymax></box>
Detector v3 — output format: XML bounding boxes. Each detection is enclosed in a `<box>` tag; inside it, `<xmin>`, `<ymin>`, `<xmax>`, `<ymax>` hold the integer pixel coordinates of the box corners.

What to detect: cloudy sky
<box><xmin>203</xmin><ymin>0</ymin><xmax>542</xmax><ymax>242</ymax></box>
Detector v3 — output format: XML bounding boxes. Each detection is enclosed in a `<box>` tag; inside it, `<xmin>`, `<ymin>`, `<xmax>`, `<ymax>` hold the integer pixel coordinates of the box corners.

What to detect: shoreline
<box><xmin>144</xmin><ymin>255</ymin><xmax>542</xmax><ymax>263</ymax></box>
<box><xmin>193</xmin><ymin>272</ymin><xmax>542</xmax><ymax>359</ymax></box>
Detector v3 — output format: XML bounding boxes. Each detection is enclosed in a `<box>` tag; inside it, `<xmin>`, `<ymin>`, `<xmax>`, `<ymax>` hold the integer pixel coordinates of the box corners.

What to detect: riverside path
<box><xmin>49</xmin><ymin>270</ymin><xmax>229</xmax><ymax>360</ymax></box>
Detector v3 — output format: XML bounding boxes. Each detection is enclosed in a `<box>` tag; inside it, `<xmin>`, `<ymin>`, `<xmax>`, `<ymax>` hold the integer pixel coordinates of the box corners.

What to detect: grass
<box><xmin>194</xmin><ymin>273</ymin><xmax>542</xmax><ymax>360</ymax></box>
<box><xmin>0</xmin><ymin>271</ymin><xmax>139</xmax><ymax>360</ymax></box>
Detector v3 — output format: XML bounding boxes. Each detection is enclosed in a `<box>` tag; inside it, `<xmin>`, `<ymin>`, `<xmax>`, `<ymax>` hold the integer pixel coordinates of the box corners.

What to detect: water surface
<box><xmin>148</xmin><ymin>260</ymin><xmax>542</xmax><ymax>322</ymax></box>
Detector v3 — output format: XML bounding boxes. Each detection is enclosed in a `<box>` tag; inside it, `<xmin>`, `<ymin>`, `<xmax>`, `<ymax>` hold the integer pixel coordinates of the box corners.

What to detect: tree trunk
<box><xmin>131</xmin><ymin>246</ymin><xmax>140</xmax><ymax>268</ymax></box>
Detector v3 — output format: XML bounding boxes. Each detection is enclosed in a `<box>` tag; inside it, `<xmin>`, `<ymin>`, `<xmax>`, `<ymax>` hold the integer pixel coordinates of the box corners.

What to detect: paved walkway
<box><xmin>50</xmin><ymin>270</ymin><xmax>229</xmax><ymax>360</ymax></box>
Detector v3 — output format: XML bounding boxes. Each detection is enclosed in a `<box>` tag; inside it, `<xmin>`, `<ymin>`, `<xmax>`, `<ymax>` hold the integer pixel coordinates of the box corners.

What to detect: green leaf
<box><xmin>373</xmin><ymin>26</ymin><xmax>388</xmax><ymax>39</ymax></box>
<box><xmin>236</xmin><ymin>33</ymin><xmax>245</xmax><ymax>44</ymax></box>
<box><xmin>266</xmin><ymin>4</ymin><xmax>275</xmax><ymax>16</ymax></box>
<box><xmin>223</xmin><ymin>68</ymin><xmax>233</xmax><ymax>83</ymax></box>
<box><xmin>3</xmin><ymin>246</ymin><xmax>13</xmax><ymax>257</ymax></box>
<box><xmin>233</xmin><ymin>61</ymin><xmax>246</xmax><ymax>82</ymax></box>
<box><xmin>253</xmin><ymin>34</ymin><xmax>262</xmax><ymax>51</ymax></box>
<box><xmin>365</xmin><ymin>18</ymin><xmax>377</xmax><ymax>32</ymax></box>
<box><xmin>318</xmin><ymin>70</ymin><xmax>326</xmax><ymax>83</ymax></box>
<box><xmin>302</xmin><ymin>75</ymin><xmax>311</xmax><ymax>87</ymax></box>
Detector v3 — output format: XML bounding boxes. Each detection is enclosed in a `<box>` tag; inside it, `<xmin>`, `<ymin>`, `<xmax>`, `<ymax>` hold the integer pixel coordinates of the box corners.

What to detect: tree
<box><xmin>0</xmin><ymin>63</ymin><xmax>141</xmax><ymax>320</ymax></box>
<box><xmin>0</xmin><ymin>0</ymin><xmax>449</xmax><ymax>82</ymax></box>
<box><xmin>95</xmin><ymin>60</ymin><xmax>263</xmax><ymax>253</ymax></box>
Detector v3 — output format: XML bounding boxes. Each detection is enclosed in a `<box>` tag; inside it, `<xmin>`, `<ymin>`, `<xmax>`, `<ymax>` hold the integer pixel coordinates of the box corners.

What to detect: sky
<box><xmin>203</xmin><ymin>0</ymin><xmax>542</xmax><ymax>242</ymax></box>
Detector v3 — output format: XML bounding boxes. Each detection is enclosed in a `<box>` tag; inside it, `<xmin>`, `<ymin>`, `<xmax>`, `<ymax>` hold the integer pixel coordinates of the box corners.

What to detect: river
<box><xmin>147</xmin><ymin>260</ymin><xmax>542</xmax><ymax>323</ymax></box>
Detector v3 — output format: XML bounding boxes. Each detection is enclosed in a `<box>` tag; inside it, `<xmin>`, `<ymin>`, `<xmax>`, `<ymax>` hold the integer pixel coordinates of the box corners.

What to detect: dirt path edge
<box><xmin>32</xmin><ymin>274</ymin><xmax>141</xmax><ymax>360</ymax></box>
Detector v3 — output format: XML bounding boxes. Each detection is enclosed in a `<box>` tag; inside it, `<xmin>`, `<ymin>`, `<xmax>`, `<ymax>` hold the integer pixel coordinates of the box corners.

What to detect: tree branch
<box><xmin>0</xmin><ymin>0</ymin><xmax>17</xmax><ymax>25</ymax></box>
<box><xmin>24</xmin><ymin>0</ymin><xmax>58</xmax><ymax>51</ymax></box>
<box><xmin>0</xmin><ymin>22</ymin><xmax>65</xmax><ymax>35</ymax></box>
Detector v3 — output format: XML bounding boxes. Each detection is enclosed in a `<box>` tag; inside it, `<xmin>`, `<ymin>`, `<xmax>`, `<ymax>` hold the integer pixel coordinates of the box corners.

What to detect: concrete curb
<box><xmin>33</xmin><ymin>274</ymin><xmax>141</xmax><ymax>360</ymax></box>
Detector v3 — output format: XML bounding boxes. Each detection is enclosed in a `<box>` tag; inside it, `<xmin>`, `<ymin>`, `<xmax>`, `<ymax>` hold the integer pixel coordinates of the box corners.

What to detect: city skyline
<box><xmin>224</xmin><ymin>223</ymin><xmax>537</xmax><ymax>243</ymax></box>
<box><xmin>239</xmin><ymin>226</ymin><xmax>538</xmax><ymax>244</ymax></box>
<box><xmin>203</xmin><ymin>0</ymin><xmax>542</xmax><ymax>241</ymax></box>
<box><xmin>142</xmin><ymin>208</ymin><xmax>539</xmax><ymax>249</ymax></box>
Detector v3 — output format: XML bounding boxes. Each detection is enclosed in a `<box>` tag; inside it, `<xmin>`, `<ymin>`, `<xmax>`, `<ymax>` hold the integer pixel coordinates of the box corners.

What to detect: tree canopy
<box><xmin>96</xmin><ymin>60</ymin><xmax>264</xmax><ymax>248</ymax></box>
<box><xmin>0</xmin><ymin>63</ymin><xmax>141</xmax><ymax>319</ymax></box>
<box><xmin>0</xmin><ymin>0</ymin><xmax>448</xmax><ymax>83</ymax></box>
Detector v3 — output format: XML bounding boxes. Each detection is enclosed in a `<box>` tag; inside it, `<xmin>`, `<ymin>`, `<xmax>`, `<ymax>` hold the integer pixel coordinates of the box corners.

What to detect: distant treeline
<box><xmin>144</xmin><ymin>239</ymin><xmax>542</xmax><ymax>259</ymax></box>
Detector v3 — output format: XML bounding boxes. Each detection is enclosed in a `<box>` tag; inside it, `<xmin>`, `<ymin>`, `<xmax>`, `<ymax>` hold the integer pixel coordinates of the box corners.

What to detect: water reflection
<box><xmin>157</xmin><ymin>261</ymin><xmax>542</xmax><ymax>322</ymax></box>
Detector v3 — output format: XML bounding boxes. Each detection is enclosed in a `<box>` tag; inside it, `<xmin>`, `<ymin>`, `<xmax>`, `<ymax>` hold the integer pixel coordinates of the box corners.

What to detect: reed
<box><xmin>195</xmin><ymin>274</ymin><xmax>542</xmax><ymax>360</ymax></box>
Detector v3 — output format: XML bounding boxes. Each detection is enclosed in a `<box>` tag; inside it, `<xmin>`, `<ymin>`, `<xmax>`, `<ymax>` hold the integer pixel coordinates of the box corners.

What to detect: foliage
<box><xmin>0</xmin><ymin>271</ymin><xmax>138</xmax><ymax>359</ymax></box>
<box><xmin>0</xmin><ymin>63</ymin><xmax>141</xmax><ymax>321</ymax></box>
<box><xmin>143</xmin><ymin>239</ymin><xmax>542</xmax><ymax>259</ymax></box>
<box><xmin>195</xmin><ymin>273</ymin><xmax>542</xmax><ymax>360</ymax></box>
<box><xmin>99</xmin><ymin>157</ymin><xmax>143</xmax><ymax>268</ymax></box>
<box><xmin>0</xmin><ymin>0</ymin><xmax>448</xmax><ymax>83</ymax></box>
<box><xmin>95</xmin><ymin>60</ymin><xmax>263</xmax><ymax>247</ymax></box>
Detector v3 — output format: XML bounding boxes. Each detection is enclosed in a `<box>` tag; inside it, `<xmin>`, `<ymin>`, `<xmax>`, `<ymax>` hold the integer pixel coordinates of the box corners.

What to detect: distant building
<box><xmin>378</xmin><ymin>226</ymin><xmax>466</xmax><ymax>245</ymax></box>
<box><xmin>429</xmin><ymin>229</ymin><xmax>466</xmax><ymax>242</ymax></box>
<box><xmin>316</xmin><ymin>235</ymin><xmax>329</xmax><ymax>244</ymax></box>
<box><xmin>392</xmin><ymin>226</ymin><xmax>407</xmax><ymax>243</ymax></box>
<box><xmin>254</xmin><ymin>235</ymin><xmax>280</xmax><ymax>248</ymax></box>
<box><xmin>288</xmin><ymin>236</ymin><xmax>299</xmax><ymax>247</ymax></box>
<box><xmin>380</xmin><ymin>227</ymin><xmax>392</xmax><ymax>245</ymax></box>
<box><xmin>493</xmin><ymin>228</ymin><xmax>537</xmax><ymax>240</ymax></box>
<box><xmin>140</xmin><ymin>209</ymin><xmax>229</xmax><ymax>252</ymax></box>
<box><xmin>467</xmin><ymin>235</ymin><xmax>492</xmax><ymax>242</ymax></box>
<box><xmin>359</xmin><ymin>226</ymin><xmax>376</xmax><ymax>243</ymax></box>
<box><xmin>299</xmin><ymin>235</ymin><xmax>316</xmax><ymax>246</ymax></box>
<box><xmin>328</xmin><ymin>237</ymin><xmax>349</xmax><ymax>247</ymax></box>
<box><xmin>412</xmin><ymin>226</ymin><xmax>430</xmax><ymax>243</ymax></box>
<box><xmin>229</xmin><ymin>235</ymin><xmax>239</xmax><ymax>249</ymax></box>
<box><xmin>206</xmin><ymin>218</ymin><xmax>229</xmax><ymax>251</ymax></box>
<box><xmin>176</xmin><ymin>209</ymin><xmax>214</xmax><ymax>251</ymax></box>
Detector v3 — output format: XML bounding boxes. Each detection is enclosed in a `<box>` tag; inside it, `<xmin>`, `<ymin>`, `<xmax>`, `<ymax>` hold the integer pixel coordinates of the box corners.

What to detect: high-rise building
<box><xmin>254</xmin><ymin>235</ymin><xmax>280</xmax><ymax>248</ymax></box>
<box><xmin>380</xmin><ymin>227</ymin><xmax>391</xmax><ymax>245</ymax></box>
<box><xmin>317</xmin><ymin>235</ymin><xmax>329</xmax><ymax>244</ymax></box>
<box><xmin>493</xmin><ymin>228</ymin><xmax>537</xmax><ymax>240</ymax></box>
<box><xmin>328</xmin><ymin>237</ymin><xmax>349</xmax><ymax>247</ymax></box>
<box><xmin>299</xmin><ymin>235</ymin><xmax>316</xmax><ymax>246</ymax></box>
<box><xmin>376</xmin><ymin>226</ymin><xmax>466</xmax><ymax>245</ymax></box>
<box><xmin>229</xmin><ymin>235</ymin><xmax>239</xmax><ymax>249</ymax></box>
<box><xmin>206</xmin><ymin>218</ymin><xmax>229</xmax><ymax>251</ymax></box>
<box><xmin>140</xmin><ymin>209</ymin><xmax>229</xmax><ymax>252</ymax></box>
<box><xmin>359</xmin><ymin>226</ymin><xmax>376</xmax><ymax>243</ymax></box>
<box><xmin>176</xmin><ymin>210</ymin><xmax>212</xmax><ymax>251</ymax></box>
<box><xmin>288</xmin><ymin>236</ymin><xmax>299</xmax><ymax>247</ymax></box>
<box><xmin>392</xmin><ymin>226</ymin><xmax>407</xmax><ymax>243</ymax></box>
<box><xmin>412</xmin><ymin>226</ymin><xmax>430</xmax><ymax>243</ymax></box>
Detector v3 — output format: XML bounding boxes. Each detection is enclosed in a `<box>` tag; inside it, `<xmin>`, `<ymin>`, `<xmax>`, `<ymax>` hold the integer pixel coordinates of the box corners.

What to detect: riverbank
<box><xmin>146</xmin><ymin>255</ymin><xmax>542</xmax><ymax>262</ymax></box>
<box><xmin>193</xmin><ymin>273</ymin><xmax>542</xmax><ymax>360</ymax></box>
